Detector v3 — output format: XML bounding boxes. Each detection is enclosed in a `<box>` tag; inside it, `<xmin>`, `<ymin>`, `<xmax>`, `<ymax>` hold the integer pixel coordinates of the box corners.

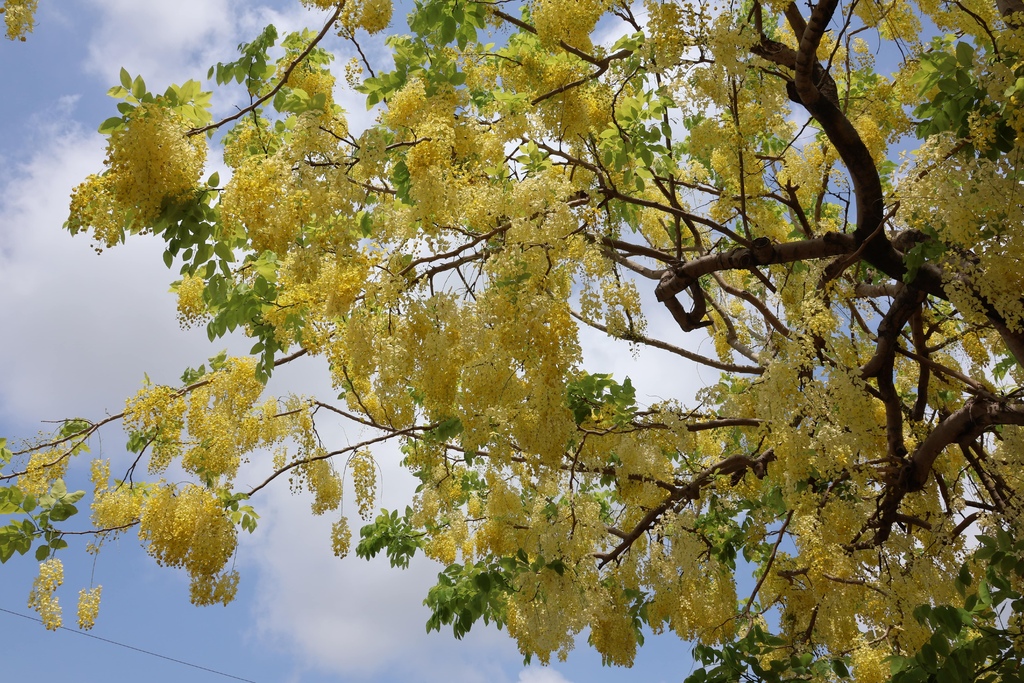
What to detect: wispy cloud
<box><xmin>518</xmin><ymin>666</ymin><xmax>575</xmax><ymax>683</ymax></box>
<box><xmin>0</xmin><ymin>103</ymin><xmax>224</xmax><ymax>425</ymax></box>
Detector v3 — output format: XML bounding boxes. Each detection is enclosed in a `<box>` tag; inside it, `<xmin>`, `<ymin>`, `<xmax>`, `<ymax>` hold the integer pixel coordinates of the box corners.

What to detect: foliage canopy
<box><xmin>5</xmin><ymin>0</ymin><xmax>1024</xmax><ymax>680</ymax></box>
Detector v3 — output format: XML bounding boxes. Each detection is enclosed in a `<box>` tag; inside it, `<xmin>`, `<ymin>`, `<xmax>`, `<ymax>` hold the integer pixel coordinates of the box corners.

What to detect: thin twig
<box><xmin>188</xmin><ymin>5</ymin><xmax>344</xmax><ymax>137</ymax></box>
<box><xmin>741</xmin><ymin>510</ymin><xmax>793</xmax><ymax>618</ymax></box>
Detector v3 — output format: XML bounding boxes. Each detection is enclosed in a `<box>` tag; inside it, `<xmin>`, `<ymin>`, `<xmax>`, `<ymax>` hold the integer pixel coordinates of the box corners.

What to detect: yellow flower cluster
<box><xmin>600</xmin><ymin>277</ymin><xmax>646</xmax><ymax>339</ymax></box>
<box><xmin>644</xmin><ymin>0</ymin><xmax>690</xmax><ymax>71</ymax></box>
<box><xmin>331</xmin><ymin>515</ymin><xmax>351</xmax><ymax>558</ymax></box>
<box><xmin>340</xmin><ymin>0</ymin><xmax>393</xmax><ymax>34</ymax></box>
<box><xmin>286</xmin><ymin>64</ymin><xmax>335</xmax><ymax>104</ymax></box>
<box><xmin>349</xmin><ymin>449</ymin><xmax>377</xmax><ymax>520</ymax></box>
<box><xmin>190</xmin><ymin>570</ymin><xmax>239</xmax><ymax>606</ymax></box>
<box><xmin>77</xmin><ymin>586</ymin><xmax>102</xmax><ymax>630</ymax></box>
<box><xmin>587</xmin><ymin>588</ymin><xmax>638</xmax><ymax>666</ymax></box>
<box><xmin>850</xmin><ymin>644</ymin><xmax>890</xmax><ymax>683</ymax></box>
<box><xmin>221</xmin><ymin>117</ymin><xmax>272</xmax><ymax>170</ymax></box>
<box><xmin>532</xmin><ymin>0</ymin><xmax>610</xmax><ymax>51</ymax></box>
<box><xmin>1</xmin><ymin>0</ymin><xmax>36</xmax><ymax>40</ymax></box>
<box><xmin>645</xmin><ymin>516</ymin><xmax>737</xmax><ymax>644</ymax></box>
<box><xmin>123</xmin><ymin>383</ymin><xmax>186</xmax><ymax>474</ymax></box>
<box><xmin>138</xmin><ymin>484</ymin><xmax>238</xmax><ymax>605</ymax></box>
<box><xmin>18</xmin><ymin>449</ymin><xmax>68</xmax><ymax>497</ymax></box>
<box><xmin>853</xmin><ymin>0</ymin><xmax>921</xmax><ymax>42</ymax></box>
<box><xmin>66</xmin><ymin>173</ymin><xmax>127</xmax><ymax>250</ymax></box>
<box><xmin>343</xmin><ymin>56</ymin><xmax>362</xmax><ymax>88</ymax></box>
<box><xmin>406</xmin><ymin>119</ymin><xmax>455</xmax><ymax>175</ymax></box>
<box><xmin>183</xmin><ymin>357</ymin><xmax>271</xmax><ymax>482</ymax></box>
<box><xmin>107</xmin><ymin>104</ymin><xmax>207</xmax><ymax>225</ymax></box>
<box><xmin>174</xmin><ymin>273</ymin><xmax>208</xmax><ymax>329</ymax></box>
<box><xmin>385</xmin><ymin>78</ymin><xmax>428</xmax><ymax>130</ymax></box>
<box><xmin>90</xmin><ymin>458</ymin><xmax>144</xmax><ymax>529</ymax></box>
<box><xmin>301</xmin><ymin>457</ymin><xmax>343</xmax><ymax>515</ymax></box>
<box><xmin>67</xmin><ymin>104</ymin><xmax>206</xmax><ymax>249</ymax></box>
<box><xmin>506</xmin><ymin>570</ymin><xmax>586</xmax><ymax>664</ymax></box>
<box><xmin>28</xmin><ymin>558</ymin><xmax>63</xmax><ymax>630</ymax></box>
<box><xmin>992</xmin><ymin>426</ymin><xmax>1024</xmax><ymax>520</ymax></box>
<box><xmin>554</xmin><ymin>81</ymin><xmax>612</xmax><ymax>139</ymax></box>
<box><xmin>424</xmin><ymin>509</ymin><xmax>469</xmax><ymax>565</ymax></box>
<box><xmin>916</xmin><ymin>0</ymin><xmax>997</xmax><ymax>36</ymax></box>
<box><xmin>221</xmin><ymin>155</ymin><xmax>309</xmax><ymax>255</ymax></box>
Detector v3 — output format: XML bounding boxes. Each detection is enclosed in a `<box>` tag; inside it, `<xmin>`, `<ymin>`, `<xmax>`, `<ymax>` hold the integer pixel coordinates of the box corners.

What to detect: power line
<box><xmin>0</xmin><ymin>606</ymin><xmax>256</xmax><ymax>683</ymax></box>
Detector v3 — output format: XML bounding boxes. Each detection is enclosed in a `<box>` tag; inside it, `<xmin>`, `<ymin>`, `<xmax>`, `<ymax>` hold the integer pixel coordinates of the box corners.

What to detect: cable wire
<box><xmin>0</xmin><ymin>606</ymin><xmax>256</xmax><ymax>682</ymax></box>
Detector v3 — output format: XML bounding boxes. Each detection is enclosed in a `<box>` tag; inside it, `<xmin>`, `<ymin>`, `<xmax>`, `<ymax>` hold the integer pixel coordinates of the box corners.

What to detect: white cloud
<box><xmin>79</xmin><ymin>0</ymin><xmax>379</xmax><ymax>143</ymax></box>
<box><xmin>245</xmin><ymin>470</ymin><xmax>521</xmax><ymax>682</ymax></box>
<box><xmin>82</xmin><ymin>0</ymin><xmax>237</xmax><ymax>89</ymax></box>
<box><xmin>518</xmin><ymin>666</ymin><xmax>574</xmax><ymax>683</ymax></box>
<box><xmin>0</xmin><ymin>105</ymin><xmax>227</xmax><ymax>425</ymax></box>
<box><xmin>233</xmin><ymin>366</ymin><xmax>521</xmax><ymax>682</ymax></box>
<box><xmin>78</xmin><ymin>0</ymin><xmax>341</xmax><ymax>109</ymax></box>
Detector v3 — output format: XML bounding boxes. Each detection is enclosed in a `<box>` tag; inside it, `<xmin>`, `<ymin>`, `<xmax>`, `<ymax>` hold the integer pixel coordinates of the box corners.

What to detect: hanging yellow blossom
<box><xmin>28</xmin><ymin>558</ymin><xmax>63</xmax><ymax>631</ymax></box>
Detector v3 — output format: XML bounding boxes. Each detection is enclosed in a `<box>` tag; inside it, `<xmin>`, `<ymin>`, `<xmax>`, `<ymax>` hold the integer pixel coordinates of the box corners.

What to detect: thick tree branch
<box><xmin>656</xmin><ymin>233</ymin><xmax>855</xmax><ymax>302</ymax></box>
<box><xmin>793</xmin><ymin>0</ymin><xmax>839</xmax><ymax>107</ymax></box>
<box><xmin>869</xmin><ymin>399</ymin><xmax>1024</xmax><ymax>544</ymax></box>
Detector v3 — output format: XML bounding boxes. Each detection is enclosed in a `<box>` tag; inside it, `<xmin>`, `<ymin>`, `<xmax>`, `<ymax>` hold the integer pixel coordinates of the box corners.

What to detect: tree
<box><xmin>3</xmin><ymin>0</ymin><xmax>1024</xmax><ymax>679</ymax></box>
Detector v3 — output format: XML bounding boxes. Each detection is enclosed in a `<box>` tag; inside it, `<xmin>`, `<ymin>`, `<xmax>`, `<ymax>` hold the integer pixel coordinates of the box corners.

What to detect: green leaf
<box><xmin>978</xmin><ymin>579</ymin><xmax>992</xmax><ymax>606</ymax></box>
<box><xmin>937</xmin><ymin>78</ymin><xmax>960</xmax><ymax>95</ymax></box>
<box><xmin>918</xmin><ymin>643</ymin><xmax>938</xmax><ymax>672</ymax></box>
<box><xmin>48</xmin><ymin>504</ymin><xmax>76</xmax><ymax>522</ymax></box>
<box><xmin>440</xmin><ymin>15</ymin><xmax>457</xmax><ymax>44</ymax></box>
<box><xmin>120</xmin><ymin>67</ymin><xmax>132</xmax><ymax>90</ymax></box>
<box><xmin>98</xmin><ymin>116</ymin><xmax>124</xmax><ymax>134</ymax></box>
<box><xmin>955</xmin><ymin>42</ymin><xmax>974</xmax><ymax>68</ymax></box>
<box><xmin>958</xmin><ymin>563</ymin><xmax>972</xmax><ymax>587</ymax></box>
<box><xmin>832</xmin><ymin>659</ymin><xmax>851</xmax><ymax>678</ymax></box>
<box><xmin>35</xmin><ymin>545</ymin><xmax>49</xmax><ymax>561</ymax></box>
<box><xmin>131</xmin><ymin>74</ymin><xmax>147</xmax><ymax>100</ymax></box>
<box><xmin>427</xmin><ymin>417</ymin><xmax>463</xmax><ymax>443</ymax></box>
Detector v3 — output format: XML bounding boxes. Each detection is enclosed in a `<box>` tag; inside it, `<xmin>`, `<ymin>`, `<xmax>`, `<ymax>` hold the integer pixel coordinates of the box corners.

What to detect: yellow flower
<box><xmin>28</xmin><ymin>558</ymin><xmax>63</xmax><ymax>630</ymax></box>
<box><xmin>2</xmin><ymin>0</ymin><xmax>37</xmax><ymax>40</ymax></box>
<box><xmin>174</xmin><ymin>274</ymin><xmax>208</xmax><ymax>329</ymax></box>
<box><xmin>350</xmin><ymin>449</ymin><xmax>378</xmax><ymax>520</ymax></box>
<box><xmin>331</xmin><ymin>515</ymin><xmax>351</xmax><ymax>558</ymax></box>
<box><xmin>138</xmin><ymin>484</ymin><xmax>238</xmax><ymax>603</ymax></box>
<box><xmin>343</xmin><ymin>0</ymin><xmax>392</xmax><ymax>34</ymax></box>
<box><xmin>77</xmin><ymin>586</ymin><xmax>102</xmax><ymax>630</ymax></box>
<box><xmin>105</xmin><ymin>103</ymin><xmax>207</xmax><ymax>225</ymax></box>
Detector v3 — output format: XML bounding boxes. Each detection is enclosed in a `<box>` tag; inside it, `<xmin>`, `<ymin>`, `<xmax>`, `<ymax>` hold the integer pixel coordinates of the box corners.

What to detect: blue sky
<box><xmin>0</xmin><ymin>2</ymin><xmax>711</xmax><ymax>681</ymax></box>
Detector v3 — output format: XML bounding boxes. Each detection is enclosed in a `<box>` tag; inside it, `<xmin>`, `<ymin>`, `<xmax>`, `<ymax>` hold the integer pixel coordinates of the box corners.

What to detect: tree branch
<box><xmin>187</xmin><ymin>5</ymin><xmax>344</xmax><ymax>137</ymax></box>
